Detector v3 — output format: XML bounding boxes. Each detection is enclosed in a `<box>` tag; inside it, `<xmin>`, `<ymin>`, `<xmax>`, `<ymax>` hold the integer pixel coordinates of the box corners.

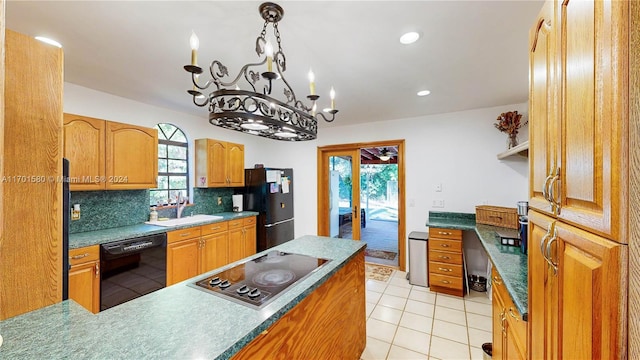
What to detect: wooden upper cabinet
<box><xmin>63</xmin><ymin>114</ymin><xmax>158</xmax><ymax>190</ymax></box>
<box><xmin>195</xmin><ymin>138</ymin><xmax>245</xmax><ymax>188</ymax></box>
<box><xmin>555</xmin><ymin>0</ymin><xmax>628</xmax><ymax>241</ymax></box>
<box><xmin>63</xmin><ymin>114</ymin><xmax>106</xmax><ymax>191</ymax></box>
<box><xmin>529</xmin><ymin>0</ymin><xmax>629</xmax><ymax>242</ymax></box>
<box><xmin>105</xmin><ymin>121</ymin><xmax>158</xmax><ymax>189</ymax></box>
<box><xmin>528</xmin><ymin>0</ymin><xmax>557</xmax><ymax>216</ymax></box>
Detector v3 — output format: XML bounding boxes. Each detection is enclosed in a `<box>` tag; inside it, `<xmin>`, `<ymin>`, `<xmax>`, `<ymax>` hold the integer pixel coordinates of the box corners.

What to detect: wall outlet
<box><xmin>432</xmin><ymin>200</ymin><xmax>445</xmax><ymax>208</ymax></box>
<box><xmin>408</xmin><ymin>199</ymin><xmax>415</xmax><ymax>207</ymax></box>
<box><xmin>435</xmin><ymin>183</ymin><xmax>442</xmax><ymax>192</ymax></box>
<box><xmin>217</xmin><ymin>197</ymin><xmax>222</xmax><ymax>205</ymax></box>
<box><xmin>71</xmin><ymin>204</ymin><xmax>81</xmax><ymax>220</ymax></box>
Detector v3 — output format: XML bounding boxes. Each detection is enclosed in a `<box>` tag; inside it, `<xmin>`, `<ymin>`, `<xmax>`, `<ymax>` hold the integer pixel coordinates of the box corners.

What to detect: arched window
<box><xmin>150</xmin><ymin>123</ymin><xmax>189</xmax><ymax>206</ymax></box>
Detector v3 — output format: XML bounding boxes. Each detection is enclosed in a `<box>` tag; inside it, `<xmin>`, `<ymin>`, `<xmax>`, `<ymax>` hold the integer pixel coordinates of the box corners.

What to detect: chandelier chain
<box><xmin>274</xmin><ymin>22</ymin><xmax>283</xmax><ymax>52</ymax></box>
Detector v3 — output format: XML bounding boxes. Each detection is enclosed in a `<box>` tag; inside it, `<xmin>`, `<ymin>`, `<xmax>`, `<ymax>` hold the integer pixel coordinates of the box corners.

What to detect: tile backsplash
<box><xmin>70</xmin><ymin>188</ymin><xmax>236</xmax><ymax>234</ymax></box>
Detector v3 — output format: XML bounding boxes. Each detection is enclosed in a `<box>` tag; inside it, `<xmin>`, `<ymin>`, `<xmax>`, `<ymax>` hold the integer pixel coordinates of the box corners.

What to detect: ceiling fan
<box><xmin>378</xmin><ymin>147</ymin><xmax>396</xmax><ymax>161</ymax></box>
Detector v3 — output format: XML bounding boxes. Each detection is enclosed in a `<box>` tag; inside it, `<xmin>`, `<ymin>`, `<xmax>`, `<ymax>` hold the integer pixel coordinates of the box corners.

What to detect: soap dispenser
<box><xmin>149</xmin><ymin>207</ymin><xmax>158</xmax><ymax>222</ymax></box>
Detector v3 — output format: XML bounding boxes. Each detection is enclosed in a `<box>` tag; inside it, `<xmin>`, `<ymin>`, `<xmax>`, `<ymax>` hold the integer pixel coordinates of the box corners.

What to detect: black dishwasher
<box><xmin>100</xmin><ymin>233</ymin><xmax>167</xmax><ymax>311</ymax></box>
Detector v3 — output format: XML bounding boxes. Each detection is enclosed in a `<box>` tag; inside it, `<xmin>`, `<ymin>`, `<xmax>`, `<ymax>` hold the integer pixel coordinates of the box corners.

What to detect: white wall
<box><xmin>64</xmin><ymin>83</ymin><xmax>529</xmax><ymax>268</ymax></box>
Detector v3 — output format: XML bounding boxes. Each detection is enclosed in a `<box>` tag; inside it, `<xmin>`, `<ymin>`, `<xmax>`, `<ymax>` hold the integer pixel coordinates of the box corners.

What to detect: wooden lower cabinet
<box><xmin>68</xmin><ymin>245</ymin><xmax>100</xmax><ymax>314</ymax></box>
<box><xmin>167</xmin><ymin>217</ymin><xmax>257</xmax><ymax>285</ymax></box>
<box><xmin>528</xmin><ymin>211</ymin><xmax>627</xmax><ymax>359</ymax></box>
<box><xmin>232</xmin><ymin>250</ymin><xmax>366</xmax><ymax>359</ymax></box>
<box><xmin>491</xmin><ymin>267</ymin><xmax>526</xmax><ymax>360</ymax></box>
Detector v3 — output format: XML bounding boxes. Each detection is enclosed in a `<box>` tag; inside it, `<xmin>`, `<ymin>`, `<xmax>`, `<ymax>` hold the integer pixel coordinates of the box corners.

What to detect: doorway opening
<box><xmin>317</xmin><ymin>140</ymin><xmax>406</xmax><ymax>271</ymax></box>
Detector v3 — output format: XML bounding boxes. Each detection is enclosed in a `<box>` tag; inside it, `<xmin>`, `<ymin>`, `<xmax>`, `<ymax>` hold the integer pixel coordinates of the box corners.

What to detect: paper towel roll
<box><xmin>232</xmin><ymin>195</ymin><xmax>243</xmax><ymax>212</ymax></box>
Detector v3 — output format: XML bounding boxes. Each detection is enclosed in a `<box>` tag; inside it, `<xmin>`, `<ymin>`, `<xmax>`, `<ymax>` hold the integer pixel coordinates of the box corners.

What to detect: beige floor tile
<box><xmin>392</xmin><ymin>326</ymin><xmax>430</xmax><ymax>355</ymax></box>
<box><xmin>467</xmin><ymin>328</ymin><xmax>492</xmax><ymax>349</ymax></box>
<box><xmin>431</xmin><ymin>319</ymin><xmax>469</xmax><ymax>345</ymax></box>
<box><xmin>435</xmin><ymin>294</ymin><xmax>465</xmax><ymax>311</ymax></box>
<box><xmin>409</xmin><ymin>289</ymin><xmax>436</xmax><ymax>304</ymax></box>
<box><xmin>361</xmin><ymin>336</ymin><xmax>391</xmax><ymax>360</ymax></box>
<box><xmin>385</xmin><ymin>284</ymin><xmax>411</xmax><ymax>298</ymax></box>
<box><xmin>367</xmin><ymin>318</ymin><xmax>398</xmax><ymax>343</ymax></box>
<box><xmin>399</xmin><ymin>312</ymin><xmax>433</xmax><ymax>334</ymax></box>
<box><xmin>404</xmin><ymin>299</ymin><xmax>435</xmax><ymax>317</ymax></box>
<box><xmin>367</xmin><ymin>279</ymin><xmax>389</xmax><ymax>293</ymax></box>
<box><xmin>411</xmin><ymin>285</ymin><xmax>429</xmax><ymax>293</ymax></box>
<box><xmin>390</xmin><ymin>276</ymin><xmax>412</xmax><ymax>289</ymax></box>
<box><xmin>387</xmin><ymin>345</ymin><xmax>429</xmax><ymax>360</ymax></box>
<box><xmin>379</xmin><ymin>294</ymin><xmax>408</xmax><ymax>310</ymax></box>
<box><xmin>466</xmin><ymin>313</ymin><xmax>492</xmax><ymax>332</ymax></box>
<box><xmin>371</xmin><ymin>304</ymin><xmax>404</xmax><ymax>325</ymax></box>
<box><xmin>470</xmin><ymin>346</ymin><xmax>486</xmax><ymax>360</ymax></box>
<box><xmin>433</xmin><ymin>306</ymin><xmax>467</xmax><ymax>326</ymax></box>
<box><xmin>464</xmin><ymin>291</ymin><xmax>491</xmax><ymax>304</ymax></box>
<box><xmin>367</xmin><ymin>290</ymin><xmax>383</xmax><ymax>304</ymax></box>
<box><xmin>394</xmin><ymin>270</ymin><xmax>408</xmax><ymax>279</ymax></box>
<box><xmin>429</xmin><ymin>336</ymin><xmax>471</xmax><ymax>360</ymax></box>
<box><xmin>464</xmin><ymin>301</ymin><xmax>492</xmax><ymax>317</ymax></box>
<box><xmin>366</xmin><ymin>302</ymin><xmax>376</xmax><ymax>318</ymax></box>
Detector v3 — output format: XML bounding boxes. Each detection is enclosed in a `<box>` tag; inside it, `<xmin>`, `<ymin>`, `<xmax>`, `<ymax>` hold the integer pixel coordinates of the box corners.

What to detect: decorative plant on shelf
<box><xmin>494</xmin><ymin>111</ymin><xmax>527</xmax><ymax>149</ymax></box>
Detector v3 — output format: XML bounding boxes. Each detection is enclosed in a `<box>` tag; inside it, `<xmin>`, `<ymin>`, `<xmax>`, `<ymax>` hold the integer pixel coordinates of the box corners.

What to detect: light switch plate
<box><xmin>432</xmin><ymin>200</ymin><xmax>445</xmax><ymax>208</ymax></box>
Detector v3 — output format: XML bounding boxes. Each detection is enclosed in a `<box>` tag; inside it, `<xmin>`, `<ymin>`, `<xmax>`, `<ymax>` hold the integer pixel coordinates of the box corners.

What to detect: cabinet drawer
<box><xmin>167</xmin><ymin>227</ymin><xmax>201</xmax><ymax>243</ymax></box>
<box><xmin>429</xmin><ymin>261</ymin><xmax>463</xmax><ymax>277</ymax></box>
<box><xmin>228</xmin><ymin>219</ymin><xmax>243</xmax><ymax>230</ymax></box>
<box><xmin>430</xmin><ymin>273</ymin><xmax>463</xmax><ymax>290</ymax></box>
<box><xmin>429</xmin><ymin>228</ymin><xmax>462</xmax><ymax>240</ymax></box>
<box><xmin>201</xmin><ymin>221</ymin><xmax>228</xmax><ymax>235</ymax></box>
<box><xmin>69</xmin><ymin>245</ymin><xmax>99</xmax><ymax>266</ymax></box>
<box><xmin>243</xmin><ymin>216</ymin><xmax>256</xmax><ymax>226</ymax></box>
<box><xmin>430</xmin><ymin>239</ymin><xmax>462</xmax><ymax>253</ymax></box>
<box><xmin>429</xmin><ymin>250</ymin><xmax>462</xmax><ymax>264</ymax></box>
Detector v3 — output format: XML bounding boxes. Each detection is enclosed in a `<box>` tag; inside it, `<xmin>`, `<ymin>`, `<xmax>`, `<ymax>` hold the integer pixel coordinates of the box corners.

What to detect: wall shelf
<box><xmin>497</xmin><ymin>140</ymin><xmax>529</xmax><ymax>160</ymax></box>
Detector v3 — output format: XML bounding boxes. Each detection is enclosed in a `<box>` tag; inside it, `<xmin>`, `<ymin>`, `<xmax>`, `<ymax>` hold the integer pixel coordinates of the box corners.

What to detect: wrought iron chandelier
<box><xmin>184</xmin><ymin>2</ymin><xmax>338</xmax><ymax>141</ymax></box>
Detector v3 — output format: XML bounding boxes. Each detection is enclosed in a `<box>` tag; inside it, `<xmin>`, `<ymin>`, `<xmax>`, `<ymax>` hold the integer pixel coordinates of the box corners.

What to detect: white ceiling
<box><xmin>5</xmin><ymin>1</ymin><xmax>543</xmax><ymax>128</ymax></box>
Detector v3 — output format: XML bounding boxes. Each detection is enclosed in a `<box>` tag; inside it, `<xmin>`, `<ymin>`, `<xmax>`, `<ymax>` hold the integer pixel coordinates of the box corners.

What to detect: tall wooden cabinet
<box><xmin>63</xmin><ymin>113</ymin><xmax>158</xmax><ymax>191</ymax></box>
<box><xmin>1</xmin><ymin>30</ymin><xmax>63</xmax><ymax>320</ymax></box>
<box><xmin>194</xmin><ymin>138</ymin><xmax>244</xmax><ymax>188</ymax></box>
<box><xmin>527</xmin><ymin>1</ymin><xmax>634</xmax><ymax>358</ymax></box>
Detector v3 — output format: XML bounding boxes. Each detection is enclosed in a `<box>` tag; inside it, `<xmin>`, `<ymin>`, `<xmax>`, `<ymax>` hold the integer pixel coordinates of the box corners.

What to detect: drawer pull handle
<box><xmin>70</xmin><ymin>253</ymin><xmax>89</xmax><ymax>260</ymax></box>
<box><xmin>440</xmin><ymin>244</ymin><xmax>450</xmax><ymax>248</ymax></box>
<box><xmin>439</xmin><ymin>256</ymin><xmax>451</xmax><ymax>260</ymax></box>
<box><xmin>438</xmin><ymin>267</ymin><xmax>452</xmax><ymax>272</ymax></box>
<box><xmin>438</xmin><ymin>231</ymin><xmax>452</xmax><ymax>235</ymax></box>
<box><xmin>180</xmin><ymin>233</ymin><xmax>191</xmax><ymax>237</ymax></box>
<box><xmin>441</xmin><ymin>280</ymin><xmax>451</xmax><ymax>284</ymax></box>
<box><xmin>508</xmin><ymin>308</ymin><xmax>519</xmax><ymax>321</ymax></box>
<box><xmin>493</xmin><ymin>275</ymin><xmax>503</xmax><ymax>286</ymax></box>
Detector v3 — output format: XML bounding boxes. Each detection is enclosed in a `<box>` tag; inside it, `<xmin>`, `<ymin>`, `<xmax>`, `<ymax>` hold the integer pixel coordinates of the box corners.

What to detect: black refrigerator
<box><xmin>243</xmin><ymin>168</ymin><xmax>294</xmax><ymax>252</ymax></box>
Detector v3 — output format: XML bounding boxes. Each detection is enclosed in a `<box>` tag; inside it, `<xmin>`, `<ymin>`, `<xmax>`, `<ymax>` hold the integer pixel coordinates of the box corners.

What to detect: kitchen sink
<box><xmin>146</xmin><ymin>214</ymin><xmax>224</xmax><ymax>227</ymax></box>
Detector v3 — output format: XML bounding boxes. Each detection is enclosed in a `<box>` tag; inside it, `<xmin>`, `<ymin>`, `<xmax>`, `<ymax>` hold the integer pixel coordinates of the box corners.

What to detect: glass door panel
<box><xmin>326</xmin><ymin>151</ymin><xmax>360</xmax><ymax>240</ymax></box>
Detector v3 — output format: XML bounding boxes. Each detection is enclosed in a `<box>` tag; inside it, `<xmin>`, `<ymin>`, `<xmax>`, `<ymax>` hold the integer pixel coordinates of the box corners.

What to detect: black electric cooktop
<box><xmin>190</xmin><ymin>251</ymin><xmax>331</xmax><ymax>309</ymax></box>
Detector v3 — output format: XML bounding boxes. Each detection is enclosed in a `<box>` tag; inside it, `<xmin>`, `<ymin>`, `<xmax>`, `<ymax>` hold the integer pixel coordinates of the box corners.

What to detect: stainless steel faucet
<box><xmin>177</xmin><ymin>193</ymin><xmax>187</xmax><ymax>218</ymax></box>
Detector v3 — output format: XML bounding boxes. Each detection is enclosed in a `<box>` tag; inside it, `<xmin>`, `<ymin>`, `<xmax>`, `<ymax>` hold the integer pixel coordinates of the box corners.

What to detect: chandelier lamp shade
<box><xmin>184</xmin><ymin>2</ymin><xmax>338</xmax><ymax>141</ymax></box>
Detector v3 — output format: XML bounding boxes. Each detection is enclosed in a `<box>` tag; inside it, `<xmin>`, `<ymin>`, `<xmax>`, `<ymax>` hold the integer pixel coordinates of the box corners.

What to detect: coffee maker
<box><xmin>517</xmin><ymin>201</ymin><xmax>528</xmax><ymax>254</ymax></box>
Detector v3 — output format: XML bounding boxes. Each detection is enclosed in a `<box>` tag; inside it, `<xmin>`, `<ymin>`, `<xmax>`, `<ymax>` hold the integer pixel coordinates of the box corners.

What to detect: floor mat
<box><xmin>365</xmin><ymin>248</ymin><xmax>398</xmax><ymax>260</ymax></box>
<box><xmin>365</xmin><ymin>263</ymin><xmax>394</xmax><ymax>282</ymax></box>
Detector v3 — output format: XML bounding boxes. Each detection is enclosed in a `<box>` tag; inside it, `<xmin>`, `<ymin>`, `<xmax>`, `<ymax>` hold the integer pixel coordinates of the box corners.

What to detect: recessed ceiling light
<box><xmin>400</xmin><ymin>32</ymin><xmax>420</xmax><ymax>45</ymax></box>
<box><xmin>34</xmin><ymin>36</ymin><xmax>62</xmax><ymax>48</ymax></box>
<box><xmin>417</xmin><ymin>90</ymin><xmax>431</xmax><ymax>97</ymax></box>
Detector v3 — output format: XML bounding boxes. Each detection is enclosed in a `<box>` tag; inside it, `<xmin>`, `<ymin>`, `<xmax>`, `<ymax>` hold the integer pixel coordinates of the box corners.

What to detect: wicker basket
<box><xmin>475</xmin><ymin>205</ymin><xmax>519</xmax><ymax>229</ymax></box>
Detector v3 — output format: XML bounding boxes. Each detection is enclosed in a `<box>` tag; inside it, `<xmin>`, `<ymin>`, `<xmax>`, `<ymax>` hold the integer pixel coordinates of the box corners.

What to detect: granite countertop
<box><xmin>0</xmin><ymin>235</ymin><xmax>366</xmax><ymax>359</ymax></box>
<box><xmin>69</xmin><ymin>211</ymin><xmax>259</xmax><ymax>249</ymax></box>
<box><xmin>426</xmin><ymin>212</ymin><xmax>528</xmax><ymax>320</ymax></box>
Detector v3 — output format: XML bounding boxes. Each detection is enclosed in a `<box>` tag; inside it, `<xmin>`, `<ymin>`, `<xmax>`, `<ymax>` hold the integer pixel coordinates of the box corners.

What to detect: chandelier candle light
<box><xmin>184</xmin><ymin>2</ymin><xmax>338</xmax><ymax>141</ymax></box>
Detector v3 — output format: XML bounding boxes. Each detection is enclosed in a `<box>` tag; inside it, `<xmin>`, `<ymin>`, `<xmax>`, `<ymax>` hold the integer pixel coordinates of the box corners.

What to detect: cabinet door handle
<box><xmin>95</xmin><ymin>263</ymin><xmax>100</xmax><ymax>278</ymax></box>
<box><xmin>440</xmin><ymin>244</ymin><xmax>450</xmax><ymax>248</ymax></box>
<box><xmin>542</xmin><ymin>174</ymin><xmax>553</xmax><ymax>202</ymax></box>
<box><xmin>439</xmin><ymin>256</ymin><xmax>451</xmax><ymax>260</ymax></box>
<box><xmin>438</xmin><ymin>231</ymin><xmax>451</xmax><ymax>235</ymax></box>
<box><xmin>540</xmin><ymin>222</ymin><xmax>554</xmax><ymax>263</ymax></box>
<box><xmin>549</xmin><ymin>169</ymin><xmax>561</xmax><ymax>215</ymax></box>
<box><xmin>545</xmin><ymin>227</ymin><xmax>558</xmax><ymax>274</ymax></box>
<box><xmin>500</xmin><ymin>309</ymin><xmax>507</xmax><ymax>334</ymax></box>
<box><xmin>180</xmin><ymin>233</ymin><xmax>191</xmax><ymax>237</ymax></box>
<box><xmin>493</xmin><ymin>275</ymin><xmax>502</xmax><ymax>286</ymax></box>
<box><xmin>438</xmin><ymin>267</ymin><xmax>452</xmax><ymax>272</ymax></box>
<box><xmin>70</xmin><ymin>253</ymin><xmax>89</xmax><ymax>260</ymax></box>
<box><xmin>508</xmin><ymin>307</ymin><xmax>520</xmax><ymax>321</ymax></box>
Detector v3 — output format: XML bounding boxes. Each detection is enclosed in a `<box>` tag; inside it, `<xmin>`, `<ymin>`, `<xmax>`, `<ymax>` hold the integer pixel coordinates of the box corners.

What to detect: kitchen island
<box><xmin>0</xmin><ymin>236</ymin><xmax>366</xmax><ymax>359</ymax></box>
